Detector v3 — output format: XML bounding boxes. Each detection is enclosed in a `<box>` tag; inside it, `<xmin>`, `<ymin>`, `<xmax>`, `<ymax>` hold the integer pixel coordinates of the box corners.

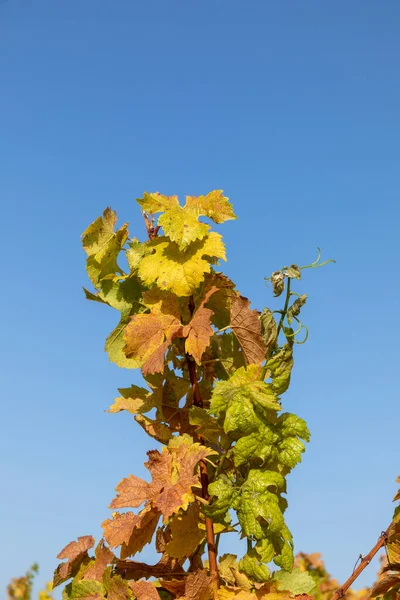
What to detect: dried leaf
<box><xmin>54</xmin><ymin>536</ymin><xmax>95</xmax><ymax>587</ymax></box>
<box><xmin>286</xmin><ymin>295</ymin><xmax>307</xmax><ymax>325</ymax></box>
<box><xmin>129</xmin><ymin>580</ymin><xmax>160</xmax><ymax>600</ymax></box>
<box><xmin>102</xmin><ymin>509</ymin><xmax>159</xmax><ymax>555</ymax></box>
<box><xmin>230</xmin><ymin>296</ymin><xmax>267</xmax><ymax>365</ymax></box>
<box><xmin>260</xmin><ymin>308</ymin><xmax>278</xmax><ymax>353</ymax></box>
<box><xmin>83</xmin><ymin>541</ymin><xmax>114</xmax><ymax>581</ymax></box>
<box><xmin>110</xmin><ymin>436</ymin><xmax>214</xmax><ymax>521</ymax></box>
<box><xmin>183</xmin><ymin>286</ymin><xmax>219</xmax><ymax>363</ymax></box>
<box><xmin>271</xmin><ymin>271</ymin><xmax>285</xmax><ymax>297</ymax></box>
<box><xmin>284</xmin><ymin>265</ymin><xmax>301</xmax><ymax>280</ymax></box>
<box><xmin>184</xmin><ymin>570</ymin><xmax>214</xmax><ymax>600</ymax></box>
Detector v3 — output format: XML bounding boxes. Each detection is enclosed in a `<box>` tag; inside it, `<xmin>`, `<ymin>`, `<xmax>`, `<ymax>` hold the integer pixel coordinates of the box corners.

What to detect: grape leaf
<box><xmin>82</xmin><ymin>541</ymin><xmax>114</xmax><ymax>581</ymax></box>
<box><xmin>267</xmin><ymin>345</ymin><xmax>294</xmax><ymax>395</ymax></box>
<box><xmin>271</xmin><ymin>271</ymin><xmax>285</xmax><ymax>297</ymax></box>
<box><xmin>137</xmin><ymin>234</ymin><xmax>226</xmax><ymax>297</ymax></box>
<box><xmin>109</xmin><ymin>436</ymin><xmax>215</xmax><ymax>521</ymax></box>
<box><xmin>123</xmin><ymin>312</ymin><xmax>183</xmax><ymax>375</ymax></box>
<box><xmin>129</xmin><ymin>580</ymin><xmax>160</xmax><ymax>600</ymax></box>
<box><xmin>134</xmin><ymin>414</ymin><xmax>173</xmax><ymax>444</ymax></box>
<box><xmin>189</xmin><ymin>406</ymin><xmax>229</xmax><ymax>447</ymax></box>
<box><xmin>82</xmin><ymin>209</ymin><xmax>128</xmax><ymax>286</ymax></box>
<box><xmin>126</xmin><ymin>238</ymin><xmax>153</xmax><ymax>272</ymax></box>
<box><xmin>54</xmin><ymin>536</ymin><xmax>95</xmax><ymax>587</ymax></box>
<box><xmin>286</xmin><ymin>295</ymin><xmax>307</xmax><ymax>325</ymax></box>
<box><xmin>210</xmin><ymin>365</ymin><xmax>280</xmax><ymax>436</ymax></box>
<box><xmin>230</xmin><ymin>296</ymin><xmax>267</xmax><ymax>365</ymax></box>
<box><xmin>273</xmin><ymin>568</ymin><xmax>316</xmax><ymax>596</ymax></box>
<box><xmin>183</xmin><ymin>570</ymin><xmax>214</xmax><ymax>600</ymax></box>
<box><xmin>158</xmin><ymin>205</ymin><xmax>210</xmax><ymax>249</ymax></box>
<box><xmin>206</xmin><ymin>475</ymin><xmax>239</xmax><ymax>522</ymax></box>
<box><xmin>284</xmin><ymin>265</ymin><xmax>301</xmax><ymax>280</ymax></box>
<box><xmin>182</xmin><ymin>286</ymin><xmax>219</xmax><ymax>363</ymax></box>
<box><xmin>107</xmin><ymin>575</ymin><xmax>133</xmax><ymax>600</ymax></box>
<box><xmin>64</xmin><ymin>579</ymin><xmax>105</xmax><ymax>599</ymax></box>
<box><xmin>185</xmin><ymin>190</ymin><xmax>236</xmax><ymax>224</ymax></box>
<box><xmin>102</xmin><ymin>508</ymin><xmax>160</xmax><ymax>555</ymax></box>
<box><xmin>260</xmin><ymin>308</ymin><xmax>278</xmax><ymax>353</ymax></box>
<box><xmin>165</xmin><ymin>503</ymin><xmax>205</xmax><ymax>558</ymax></box>
<box><xmin>136</xmin><ymin>192</ymin><xmax>179</xmax><ymax>214</ymax></box>
<box><xmin>108</xmin><ymin>385</ymin><xmax>154</xmax><ymax>415</ymax></box>
<box><xmin>238</xmin><ymin>552</ymin><xmax>270</xmax><ymax>582</ymax></box>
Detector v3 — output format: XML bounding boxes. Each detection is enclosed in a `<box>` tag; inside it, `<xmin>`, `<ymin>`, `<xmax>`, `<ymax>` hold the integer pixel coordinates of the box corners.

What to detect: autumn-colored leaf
<box><xmin>137</xmin><ymin>234</ymin><xmax>226</xmax><ymax>297</ymax></box>
<box><xmin>134</xmin><ymin>414</ymin><xmax>173</xmax><ymax>444</ymax></box>
<box><xmin>185</xmin><ymin>190</ymin><xmax>236</xmax><ymax>224</ymax></box>
<box><xmin>184</xmin><ymin>570</ymin><xmax>214</xmax><ymax>600</ymax></box>
<box><xmin>54</xmin><ymin>536</ymin><xmax>95</xmax><ymax>587</ymax></box>
<box><xmin>129</xmin><ymin>580</ymin><xmax>160</xmax><ymax>600</ymax></box>
<box><xmin>83</xmin><ymin>541</ymin><xmax>114</xmax><ymax>581</ymax></box>
<box><xmin>115</xmin><ymin>553</ymin><xmax>185</xmax><ymax>581</ymax></box>
<box><xmin>110</xmin><ymin>435</ymin><xmax>215</xmax><ymax>521</ymax></box>
<box><xmin>107</xmin><ymin>575</ymin><xmax>133</xmax><ymax>600</ymax></box>
<box><xmin>108</xmin><ymin>385</ymin><xmax>154</xmax><ymax>415</ymax></box>
<box><xmin>183</xmin><ymin>286</ymin><xmax>219</xmax><ymax>363</ymax></box>
<box><xmin>158</xmin><ymin>205</ymin><xmax>210</xmax><ymax>249</ymax></box>
<box><xmin>137</xmin><ymin>192</ymin><xmax>179</xmax><ymax>214</ymax></box>
<box><xmin>230</xmin><ymin>296</ymin><xmax>267</xmax><ymax>365</ymax></box>
<box><xmin>123</xmin><ymin>312</ymin><xmax>183</xmax><ymax>375</ymax></box>
<box><xmin>102</xmin><ymin>508</ymin><xmax>159</xmax><ymax>556</ymax></box>
<box><xmin>165</xmin><ymin>503</ymin><xmax>206</xmax><ymax>558</ymax></box>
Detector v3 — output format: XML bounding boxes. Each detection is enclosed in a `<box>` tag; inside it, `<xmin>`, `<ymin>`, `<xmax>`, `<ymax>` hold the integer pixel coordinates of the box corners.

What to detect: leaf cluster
<box><xmin>53</xmin><ymin>190</ymin><xmax>333</xmax><ymax>599</ymax></box>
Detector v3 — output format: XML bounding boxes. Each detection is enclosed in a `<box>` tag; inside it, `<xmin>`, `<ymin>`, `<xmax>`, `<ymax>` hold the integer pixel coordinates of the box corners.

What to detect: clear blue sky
<box><xmin>1</xmin><ymin>1</ymin><xmax>399</xmax><ymax>597</ymax></box>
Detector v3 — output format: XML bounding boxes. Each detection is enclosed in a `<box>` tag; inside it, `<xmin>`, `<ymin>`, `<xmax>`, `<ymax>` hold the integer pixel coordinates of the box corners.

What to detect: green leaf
<box><xmin>205</xmin><ymin>475</ymin><xmax>238</xmax><ymax>522</ymax></box>
<box><xmin>235</xmin><ymin>470</ymin><xmax>286</xmax><ymax>539</ymax></box>
<box><xmin>189</xmin><ymin>407</ymin><xmax>229</xmax><ymax>447</ymax></box>
<box><xmin>278</xmin><ymin>413</ymin><xmax>310</xmax><ymax>442</ymax></box>
<box><xmin>273</xmin><ymin>568</ymin><xmax>316</xmax><ymax>596</ymax></box>
<box><xmin>253</xmin><ymin>539</ymin><xmax>276</xmax><ymax>564</ymax></box>
<box><xmin>278</xmin><ymin>436</ymin><xmax>306</xmax><ymax>470</ymax></box>
<box><xmin>105</xmin><ymin>317</ymin><xmax>142</xmax><ymax>369</ymax></box>
<box><xmin>233</xmin><ymin>423</ymin><xmax>278</xmax><ymax>467</ymax></box>
<box><xmin>273</xmin><ymin>541</ymin><xmax>294</xmax><ymax>571</ymax></box>
<box><xmin>158</xmin><ymin>205</ymin><xmax>210</xmax><ymax>249</ymax></box>
<box><xmin>238</xmin><ymin>552</ymin><xmax>270</xmax><ymax>582</ymax></box>
<box><xmin>260</xmin><ymin>308</ymin><xmax>278</xmax><ymax>353</ymax></box>
<box><xmin>66</xmin><ymin>579</ymin><xmax>105</xmax><ymax>599</ymax></box>
<box><xmin>210</xmin><ymin>365</ymin><xmax>281</xmax><ymax>436</ymax></box>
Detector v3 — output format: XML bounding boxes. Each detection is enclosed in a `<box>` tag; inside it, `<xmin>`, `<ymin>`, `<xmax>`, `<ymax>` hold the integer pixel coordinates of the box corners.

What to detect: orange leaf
<box><xmin>83</xmin><ymin>540</ymin><xmax>114</xmax><ymax>581</ymax></box>
<box><xmin>230</xmin><ymin>296</ymin><xmax>266</xmax><ymax>365</ymax></box>
<box><xmin>102</xmin><ymin>509</ymin><xmax>159</xmax><ymax>552</ymax></box>
<box><xmin>183</xmin><ymin>287</ymin><xmax>219</xmax><ymax>363</ymax></box>
<box><xmin>124</xmin><ymin>313</ymin><xmax>182</xmax><ymax>375</ymax></box>
<box><xmin>54</xmin><ymin>535</ymin><xmax>95</xmax><ymax>586</ymax></box>
<box><xmin>110</xmin><ymin>436</ymin><xmax>214</xmax><ymax>521</ymax></box>
<box><xmin>130</xmin><ymin>580</ymin><xmax>160</xmax><ymax>600</ymax></box>
<box><xmin>184</xmin><ymin>570</ymin><xmax>214</xmax><ymax>600</ymax></box>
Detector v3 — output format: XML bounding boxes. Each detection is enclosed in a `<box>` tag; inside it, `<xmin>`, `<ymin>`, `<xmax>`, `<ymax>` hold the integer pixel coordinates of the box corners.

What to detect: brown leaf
<box><xmin>184</xmin><ymin>570</ymin><xmax>214</xmax><ymax>600</ymax></box>
<box><xmin>54</xmin><ymin>535</ymin><xmax>95</xmax><ymax>586</ymax></box>
<box><xmin>134</xmin><ymin>414</ymin><xmax>173</xmax><ymax>444</ymax></box>
<box><xmin>159</xmin><ymin>579</ymin><xmax>186</xmax><ymax>596</ymax></box>
<box><xmin>130</xmin><ymin>580</ymin><xmax>160</xmax><ymax>600</ymax></box>
<box><xmin>230</xmin><ymin>296</ymin><xmax>266</xmax><ymax>365</ymax></box>
<box><xmin>124</xmin><ymin>313</ymin><xmax>183</xmax><ymax>375</ymax></box>
<box><xmin>110</xmin><ymin>436</ymin><xmax>214</xmax><ymax>521</ymax></box>
<box><xmin>83</xmin><ymin>540</ymin><xmax>114</xmax><ymax>581</ymax></box>
<box><xmin>371</xmin><ymin>574</ymin><xmax>400</xmax><ymax>597</ymax></box>
<box><xmin>183</xmin><ymin>287</ymin><xmax>218</xmax><ymax>363</ymax></box>
<box><xmin>102</xmin><ymin>508</ymin><xmax>159</xmax><ymax>553</ymax></box>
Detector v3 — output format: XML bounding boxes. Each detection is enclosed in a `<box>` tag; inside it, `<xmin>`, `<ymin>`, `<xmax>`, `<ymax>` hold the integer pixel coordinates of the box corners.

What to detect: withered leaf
<box><xmin>260</xmin><ymin>308</ymin><xmax>278</xmax><ymax>353</ymax></box>
<box><xmin>110</xmin><ymin>436</ymin><xmax>214</xmax><ymax>521</ymax></box>
<box><xmin>83</xmin><ymin>541</ymin><xmax>114</xmax><ymax>581</ymax></box>
<box><xmin>102</xmin><ymin>508</ymin><xmax>159</xmax><ymax>555</ymax></box>
<box><xmin>183</xmin><ymin>286</ymin><xmax>219</xmax><ymax>363</ymax></box>
<box><xmin>134</xmin><ymin>414</ymin><xmax>173</xmax><ymax>444</ymax></box>
<box><xmin>115</xmin><ymin>554</ymin><xmax>185</xmax><ymax>581</ymax></box>
<box><xmin>230</xmin><ymin>296</ymin><xmax>267</xmax><ymax>365</ymax></box>
<box><xmin>271</xmin><ymin>271</ymin><xmax>285</xmax><ymax>297</ymax></box>
<box><xmin>184</xmin><ymin>570</ymin><xmax>214</xmax><ymax>600</ymax></box>
<box><xmin>284</xmin><ymin>265</ymin><xmax>301</xmax><ymax>280</ymax></box>
<box><xmin>129</xmin><ymin>580</ymin><xmax>160</xmax><ymax>600</ymax></box>
<box><xmin>107</xmin><ymin>575</ymin><xmax>133</xmax><ymax>600</ymax></box>
<box><xmin>53</xmin><ymin>535</ymin><xmax>95</xmax><ymax>587</ymax></box>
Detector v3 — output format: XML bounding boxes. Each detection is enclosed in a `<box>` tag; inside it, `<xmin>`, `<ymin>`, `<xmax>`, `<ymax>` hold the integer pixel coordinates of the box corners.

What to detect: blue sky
<box><xmin>1</xmin><ymin>1</ymin><xmax>399</xmax><ymax>597</ymax></box>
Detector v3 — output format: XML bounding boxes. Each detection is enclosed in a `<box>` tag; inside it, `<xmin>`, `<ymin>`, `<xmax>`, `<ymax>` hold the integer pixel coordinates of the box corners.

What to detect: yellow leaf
<box><xmin>165</xmin><ymin>503</ymin><xmax>206</xmax><ymax>558</ymax></box>
<box><xmin>137</xmin><ymin>192</ymin><xmax>179</xmax><ymax>214</ymax></box>
<box><xmin>138</xmin><ymin>233</ymin><xmax>226</xmax><ymax>297</ymax></box>
<box><xmin>186</xmin><ymin>190</ymin><xmax>237</xmax><ymax>224</ymax></box>
<box><xmin>158</xmin><ymin>205</ymin><xmax>210</xmax><ymax>248</ymax></box>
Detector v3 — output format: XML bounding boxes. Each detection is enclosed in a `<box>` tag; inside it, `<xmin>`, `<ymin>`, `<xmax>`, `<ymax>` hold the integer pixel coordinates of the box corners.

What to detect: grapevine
<box><xmin>52</xmin><ymin>190</ymin><xmax>336</xmax><ymax>599</ymax></box>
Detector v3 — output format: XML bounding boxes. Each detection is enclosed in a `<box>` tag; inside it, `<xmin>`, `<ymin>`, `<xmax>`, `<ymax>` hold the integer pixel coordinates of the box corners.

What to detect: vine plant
<box><xmin>54</xmin><ymin>191</ymin><xmax>334</xmax><ymax>600</ymax></box>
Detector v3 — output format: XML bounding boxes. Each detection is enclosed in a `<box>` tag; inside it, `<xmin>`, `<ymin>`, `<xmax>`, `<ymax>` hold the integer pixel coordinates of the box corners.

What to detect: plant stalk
<box><xmin>330</xmin><ymin>527</ymin><xmax>390</xmax><ymax>600</ymax></box>
<box><xmin>186</xmin><ymin>296</ymin><xmax>220</xmax><ymax>594</ymax></box>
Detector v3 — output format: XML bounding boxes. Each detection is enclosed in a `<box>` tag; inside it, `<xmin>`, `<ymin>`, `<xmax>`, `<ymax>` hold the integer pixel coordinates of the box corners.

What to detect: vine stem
<box><xmin>330</xmin><ymin>527</ymin><xmax>390</xmax><ymax>600</ymax></box>
<box><xmin>187</xmin><ymin>296</ymin><xmax>219</xmax><ymax>595</ymax></box>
